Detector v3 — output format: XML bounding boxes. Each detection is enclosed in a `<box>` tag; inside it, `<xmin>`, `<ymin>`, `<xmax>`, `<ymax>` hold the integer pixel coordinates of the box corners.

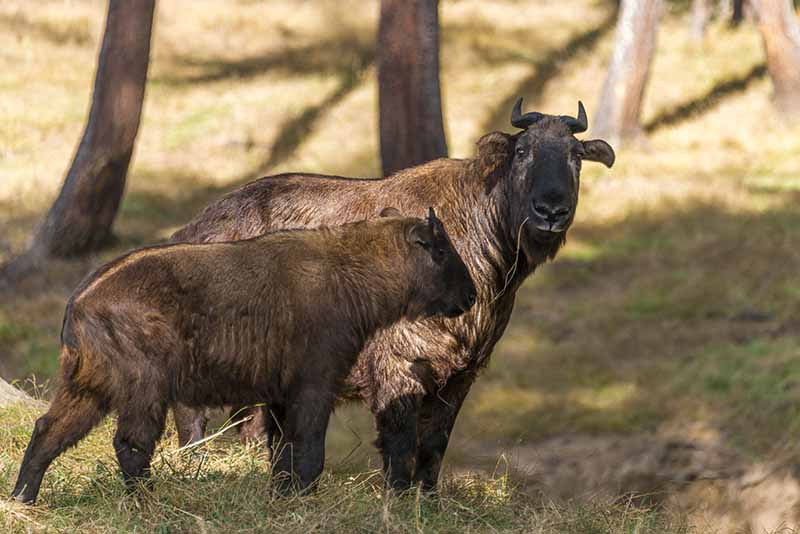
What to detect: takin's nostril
<box><xmin>534</xmin><ymin>203</ymin><xmax>570</xmax><ymax>221</ymax></box>
<box><xmin>552</xmin><ymin>206</ymin><xmax>570</xmax><ymax>218</ymax></box>
<box><xmin>466</xmin><ymin>291</ymin><xmax>477</xmax><ymax>307</ymax></box>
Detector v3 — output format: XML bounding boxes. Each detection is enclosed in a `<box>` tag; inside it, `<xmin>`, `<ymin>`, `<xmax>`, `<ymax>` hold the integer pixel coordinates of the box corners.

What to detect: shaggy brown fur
<box><xmin>172</xmin><ymin>101</ymin><xmax>615</xmax><ymax>490</ymax></box>
<box><xmin>11</xmin><ymin>212</ymin><xmax>476</xmax><ymax>504</ymax></box>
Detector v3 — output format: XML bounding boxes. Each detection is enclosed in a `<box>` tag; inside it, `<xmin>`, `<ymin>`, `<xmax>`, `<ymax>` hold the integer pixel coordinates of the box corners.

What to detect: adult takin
<box><xmin>171</xmin><ymin>98</ymin><xmax>616</xmax><ymax>491</ymax></box>
<box><xmin>11</xmin><ymin>209</ymin><xmax>476</xmax><ymax>504</ymax></box>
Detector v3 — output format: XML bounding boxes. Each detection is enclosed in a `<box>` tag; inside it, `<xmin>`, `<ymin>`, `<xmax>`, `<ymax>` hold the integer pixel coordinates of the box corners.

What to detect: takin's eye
<box><xmin>515</xmin><ymin>147</ymin><xmax>526</xmax><ymax>158</ymax></box>
<box><xmin>429</xmin><ymin>246</ymin><xmax>448</xmax><ymax>264</ymax></box>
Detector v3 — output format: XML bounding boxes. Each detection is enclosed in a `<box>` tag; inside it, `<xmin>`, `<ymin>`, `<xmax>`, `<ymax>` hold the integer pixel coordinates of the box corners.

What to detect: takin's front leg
<box><xmin>114</xmin><ymin>400</ymin><xmax>168</xmax><ymax>485</ymax></box>
<box><xmin>413</xmin><ymin>371</ymin><xmax>475</xmax><ymax>492</ymax></box>
<box><xmin>374</xmin><ymin>392</ymin><xmax>422</xmax><ymax>492</ymax></box>
<box><xmin>271</xmin><ymin>386</ymin><xmax>332</xmax><ymax>495</ymax></box>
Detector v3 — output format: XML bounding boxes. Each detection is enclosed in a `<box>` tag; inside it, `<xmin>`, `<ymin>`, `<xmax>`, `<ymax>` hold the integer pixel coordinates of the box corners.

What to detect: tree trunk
<box><xmin>731</xmin><ymin>0</ymin><xmax>745</xmax><ymax>26</ymax></box>
<box><xmin>31</xmin><ymin>0</ymin><xmax>155</xmax><ymax>258</ymax></box>
<box><xmin>751</xmin><ymin>0</ymin><xmax>800</xmax><ymax>116</ymax></box>
<box><xmin>377</xmin><ymin>0</ymin><xmax>447</xmax><ymax>176</ymax></box>
<box><xmin>690</xmin><ymin>0</ymin><xmax>711</xmax><ymax>41</ymax></box>
<box><xmin>592</xmin><ymin>0</ymin><xmax>663</xmax><ymax>144</ymax></box>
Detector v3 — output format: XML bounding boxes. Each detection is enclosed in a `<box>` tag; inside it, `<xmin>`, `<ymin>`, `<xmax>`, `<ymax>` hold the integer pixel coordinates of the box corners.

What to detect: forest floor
<box><xmin>3</xmin><ymin>0</ymin><xmax>800</xmax><ymax>532</ymax></box>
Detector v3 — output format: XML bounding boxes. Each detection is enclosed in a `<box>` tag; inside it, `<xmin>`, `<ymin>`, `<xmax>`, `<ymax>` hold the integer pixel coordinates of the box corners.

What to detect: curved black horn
<box><xmin>560</xmin><ymin>101</ymin><xmax>588</xmax><ymax>134</ymax></box>
<box><xmin>510</xmin><ymin>97</ymin><xmax>544</xmax><ymax>129</ymax></box>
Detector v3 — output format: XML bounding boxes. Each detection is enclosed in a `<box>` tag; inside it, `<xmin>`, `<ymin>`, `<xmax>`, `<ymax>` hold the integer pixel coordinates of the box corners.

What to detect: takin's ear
<box><xmin>406</xmin><ymin>221</ymin><xmax>432</xmax><ymax>250</ymax></box>
<box><xmin>581</xmin><ymin>139</ymin><xmax>615</xmax><ymax>168</ymax></box>
<box><xmin>426</xmin><ymin>206</ymin><xmax>446</xmax><ymax>240</ymax></box>
<box><xmin>379</xmin><ymin>207</ymin><xmax>403</xmax><ymax>218</ymax></box>
<box><xmin>475</xmin><ymin>131</ymin><xmax>515</xmax><ymax>194</ymax></box>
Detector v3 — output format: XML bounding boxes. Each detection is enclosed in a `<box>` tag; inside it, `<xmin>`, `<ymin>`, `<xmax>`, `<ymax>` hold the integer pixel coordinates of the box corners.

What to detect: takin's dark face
<box><xmin>506</xmin><ymin>99</ymin><xmax>615</xmax><ymax>261</ymax></box>
<box><xmin>385</xmin><ymin>207</ymin><xmax>477</xmax><ymax>319</ymax></box>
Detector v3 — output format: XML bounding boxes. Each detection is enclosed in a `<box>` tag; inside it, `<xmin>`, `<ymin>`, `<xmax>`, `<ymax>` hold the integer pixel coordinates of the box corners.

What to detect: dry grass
<box><xmin>0</xmin><ymin>400</ymin><xmax>694</xmax><ymax>533</ymax></box>
<box><xmin>2</xmin><ymin>0</ymin><xmax>800</xmax><ymax>531</ymax></box>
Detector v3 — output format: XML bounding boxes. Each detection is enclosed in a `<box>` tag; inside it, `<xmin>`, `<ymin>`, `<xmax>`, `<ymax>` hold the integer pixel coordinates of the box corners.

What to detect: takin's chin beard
<box><xmin>520</xmin><ymin>221</ymin><xmax>568</xmax><ymax>265</ymax></box>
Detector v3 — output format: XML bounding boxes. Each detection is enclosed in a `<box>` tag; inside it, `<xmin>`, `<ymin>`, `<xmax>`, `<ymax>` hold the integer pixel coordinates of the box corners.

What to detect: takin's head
<box><xmin>476</xmin><ymin>98</ymin><xmax>615</xmax><ymax>262</ymax></box>
<box><xmin>381</xmin><ymin>207</ymin><xmax>477</xmax><ymax>319</ymax></box>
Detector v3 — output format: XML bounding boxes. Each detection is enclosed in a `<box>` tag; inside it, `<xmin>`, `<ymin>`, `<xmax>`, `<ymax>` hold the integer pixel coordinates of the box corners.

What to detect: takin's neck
<box><xmin>326</xmin><ymin>232</ymin><xmax>415</xmax><ymax>341</ymax></box>
<box><xmin>452</xmin><ymin>163</ymin><xmax>566</xmax><ymax>306</ymax></box>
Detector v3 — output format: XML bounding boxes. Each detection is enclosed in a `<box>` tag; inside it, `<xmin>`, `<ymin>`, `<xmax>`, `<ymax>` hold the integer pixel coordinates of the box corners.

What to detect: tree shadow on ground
<box><xmin>0</xmin><ymin>11</ymin><xmax>93</xmax><ymax>47</ymax></box>
<box><xmin>644</xmin><ymin>63</ymin><xmax>767</xmax><ymax>133</ymax></box>
<box><xmin>479</xmin><ymin>8</ymin><xmax>618</xmax><ymax>134</ymax></box>
<box><xmin>154</xmin><ymin>29</ymin><xmax>376</xmax><ymax>173</ymax></box>
<box><xmin>156</xmin><ymin>33</ymin><xmax>374</xmax><ymax>86</ymax></box>
<box><xmin>257</xmin><ymin>54</ymin><xmax>372</xmax><ymax>172</ymax></box>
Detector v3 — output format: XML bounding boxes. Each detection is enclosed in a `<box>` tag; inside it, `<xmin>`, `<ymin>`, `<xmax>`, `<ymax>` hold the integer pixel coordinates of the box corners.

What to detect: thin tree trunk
<box><xmin>751</xmin><ymin>0</ymin><xmax>800</xmax><ymax>116</ymax></box>
<box><xmin>378</xmin><ymin>0</ymin><xmax>447</xmax><ymax>176</ymax></box>
<box><xmin>592</xmin><ymin>0</ymin><xmax>663</xmax><ymax>144</ymax></box>
<box><xmin>731</xmin><ymin>0</ymin><xmax>745</xmax><ymax>26</ymax></box>
<box><xmin>690</xmin><ymin>0</ymin><xmax>711</xmax><ymax>41</ymax></box>
<box><xmin>31</xmin><ymin>0</ymin><xmax>155</xmax><ymax>259</ymax></box>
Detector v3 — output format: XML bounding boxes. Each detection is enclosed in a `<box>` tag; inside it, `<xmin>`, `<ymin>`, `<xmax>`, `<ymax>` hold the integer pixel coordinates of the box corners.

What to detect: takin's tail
<box><xmin>58</xmin><ymin>299</ymin><xmax>81</xmax><ymax>381</ymax></box>
<box><xmin>58</xmin><ymin>346</ymin><xmax>81</xmax><ymax>383</ymax></box>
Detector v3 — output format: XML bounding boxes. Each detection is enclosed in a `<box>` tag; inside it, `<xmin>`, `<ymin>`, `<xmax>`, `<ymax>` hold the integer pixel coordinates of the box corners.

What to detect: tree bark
<box><xmin>751</xmin><ymin>0</ymin><xmax>800</xmax><ymax>116</ymax></box>
<box><xmin>378</xmin><ymin>0</ymin><xmax>447</xmax><ymax>176</ymax></box>
<box><xmin>731</xmin><ymin>0</ymin><xmax>746</xmax><ymax>26</ymax></box>
<box><xmin>690</xmin><ymin>0</ymin><xmax>711</xmax><ymax>41</ymax></box>
<box><xmin>592</xmin><ymin>0</ymin><xmax>663</xmax><ymax>144</ymax></box>
<box><xmin>31</xmin><ymin>0</ymin><xmax>155</xmax><ymax>258</ymax></box>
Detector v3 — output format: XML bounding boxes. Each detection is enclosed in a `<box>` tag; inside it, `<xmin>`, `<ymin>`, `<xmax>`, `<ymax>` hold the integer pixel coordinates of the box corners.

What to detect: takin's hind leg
<box><xmin>231</xmin><ymin>404</ymin><xmax>268</xmax><ymax>444</ymax></box>
<box><xmin>114</xmin><ymin>399</ymin><xmax>168</xmax><ymax>486</ymax></box>
<box><xmin>173</xmin><ymin>402</ymin><xmax>208</xmax><ymax>447</ymax></box>
<box><xmin>11</xmin><ymin>386</ymin><xmax>107</xmax><ymax>504</ymax></box>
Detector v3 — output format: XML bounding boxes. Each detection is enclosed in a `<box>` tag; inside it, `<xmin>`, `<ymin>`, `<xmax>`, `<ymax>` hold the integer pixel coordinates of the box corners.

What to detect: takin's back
<box><xmin>171</xmin><ymin>159</ymin><xmax>475</xmax><ymax>245</ymax></box>
<box><xmin>60</xmin><ymin>218</ymin><xmax>422</xmax><ymax>406</ymax></box>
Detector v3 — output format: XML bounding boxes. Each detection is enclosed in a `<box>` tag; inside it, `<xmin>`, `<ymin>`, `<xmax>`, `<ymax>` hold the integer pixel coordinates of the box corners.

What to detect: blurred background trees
<box><xmin>4</xmin><ymin>0</ymin><xmax>800</xmax><ymax>267</ymax></box>
<box><xmin>690</xmin><ymin>0</ymin><xmax>711</xmax><ymax>41</ymax></box>
<box><xmin>750</xmin><ymin>0</ymin><xmax>800</xmax><ymax>116</ymax></box>
<box><xmin>595</xmin><ymin>0</ymin><xmax>800</xmax><ymax>142</ymax></box>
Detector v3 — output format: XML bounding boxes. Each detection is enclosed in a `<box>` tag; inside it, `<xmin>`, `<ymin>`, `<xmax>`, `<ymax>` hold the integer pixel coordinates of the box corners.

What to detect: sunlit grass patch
<box><xmin>467</xmin><ymin>378</ymin><xmax>659</xmax><ymax>443</ymax></box>
<box><xmin>570</xmin><ymin>382</ymin><xmax>638</xmax><ymax>412</ymax></box>
<box><xmin>559</xmin><ymin>239</ymin><xmax>603</xmax><ymax>262</ymax></box>
<box><xmin>163</xmin><ymin>102</ymin><xmax>235</xmax><ymax>150</ymax></box>
<box><xmin>744</xmin><ymin>174</ymin><xmax>800</xmax><ymax>193</ymax></box>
